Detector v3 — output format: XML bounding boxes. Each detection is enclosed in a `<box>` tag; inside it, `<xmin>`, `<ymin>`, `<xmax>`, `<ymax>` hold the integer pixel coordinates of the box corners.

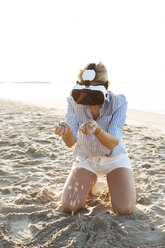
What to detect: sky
<box><xmin>0</xmin><ymin>0</ymin><xmax>165</xmax><ymax>85</ymax></box>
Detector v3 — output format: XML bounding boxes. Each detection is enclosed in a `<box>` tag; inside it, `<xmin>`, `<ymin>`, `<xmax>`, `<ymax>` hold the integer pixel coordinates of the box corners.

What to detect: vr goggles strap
<box><xmin>84</xmin><ymin>80</ymin><xmax>90</xmax><ymax>86</ymax></box>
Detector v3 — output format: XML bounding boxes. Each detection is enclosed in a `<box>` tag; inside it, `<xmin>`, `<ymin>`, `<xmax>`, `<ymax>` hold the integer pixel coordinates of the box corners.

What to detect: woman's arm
<box><xmin>62</xmin><ymin>131</ymin><xmax>76</xmax><ymax>148</ymax></box>
<box><xmin>94</xmin><ymin>128</ymin><xmax>118</xmax><ymax>150</ymax></box>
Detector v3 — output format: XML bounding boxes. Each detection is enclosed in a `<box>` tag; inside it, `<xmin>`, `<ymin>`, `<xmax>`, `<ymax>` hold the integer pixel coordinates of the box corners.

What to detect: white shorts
<box><xmin>72</xmin><ymin>154</ymin><xmax>132</xmax><ymax>175</ymax></box>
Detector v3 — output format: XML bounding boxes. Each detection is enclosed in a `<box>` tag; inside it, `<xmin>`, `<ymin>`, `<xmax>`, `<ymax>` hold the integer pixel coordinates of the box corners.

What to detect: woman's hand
<box><xmin>54</xmin><ymin>122</ymin><xmax>72</xmax><ymax>137</ymax></box>
<box><xmin>80</xmin><ymin>119</ymin><xmax>101</xmax><ymax>135</ymax></box>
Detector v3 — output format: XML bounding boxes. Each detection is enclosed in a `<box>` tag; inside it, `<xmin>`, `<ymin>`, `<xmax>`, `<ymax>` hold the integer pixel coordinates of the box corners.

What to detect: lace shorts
<box><xmin>72</xmin><ymin>154</ymin><xmax>132</xmax><ymax>175</ymax></box>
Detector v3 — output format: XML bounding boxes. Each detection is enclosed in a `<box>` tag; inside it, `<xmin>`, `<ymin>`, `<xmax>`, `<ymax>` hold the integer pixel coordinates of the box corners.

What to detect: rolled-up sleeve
<box><xmin>108</xmin><ymin>99</ymin><xmax>127</xmax><ymax>142</ymax></box>
<box><xmin>65</xmin><ymin>97</ymin><xmax>79</xmax><ymax>141</ymax></box>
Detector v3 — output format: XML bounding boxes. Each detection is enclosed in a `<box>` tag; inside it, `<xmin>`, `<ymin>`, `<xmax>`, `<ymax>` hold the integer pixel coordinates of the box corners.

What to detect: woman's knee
<box><xmin>112</xmin><ymin>202</ymin><xmax>135</xmax><ymax>215</ymax></box>
<box><xmin>61</xmin><ymin>198</ymin><xmax>84</xmax><ymax>213</ymax></box>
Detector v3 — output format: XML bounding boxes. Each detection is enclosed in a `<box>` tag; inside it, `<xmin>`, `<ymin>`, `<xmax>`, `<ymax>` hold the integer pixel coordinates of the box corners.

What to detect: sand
<box><xmin>0</xmin><ymin>98</ymin><xmax>165</xmax><ymax>248</ymax></box>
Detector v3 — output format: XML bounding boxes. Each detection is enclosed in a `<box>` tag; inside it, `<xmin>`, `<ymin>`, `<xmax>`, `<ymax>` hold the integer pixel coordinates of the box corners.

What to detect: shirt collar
<box><xmin>105</xmin><ymin>90</ymin><xmax>111</xmax><ymax>103</ymax></box>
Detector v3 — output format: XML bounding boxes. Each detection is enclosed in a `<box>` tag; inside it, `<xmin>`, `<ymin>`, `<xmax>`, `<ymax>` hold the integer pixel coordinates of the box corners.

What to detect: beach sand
<box><xmin>0</xmin><ymin>98</ymin><xmax>165</xmax><ymax>248</ymax></box>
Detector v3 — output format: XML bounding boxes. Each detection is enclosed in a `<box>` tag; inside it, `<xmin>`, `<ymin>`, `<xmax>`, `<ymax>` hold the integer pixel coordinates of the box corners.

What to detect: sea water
<box><xmin>0</xmin><ymin>82</ymin><xmax>164</xmax><ymax>115</ymax></box>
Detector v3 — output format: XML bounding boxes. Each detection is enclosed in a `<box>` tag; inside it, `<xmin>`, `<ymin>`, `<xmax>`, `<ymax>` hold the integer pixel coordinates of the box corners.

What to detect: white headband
<box><xmin>72</xmin><ymin>84</ymin><xmax>108</xmax><ymax>97</ymax></box>
<box><xmin>82</xmin><ymin>69</ymin><xmax>96</xmax><ymax>81</ymax></box>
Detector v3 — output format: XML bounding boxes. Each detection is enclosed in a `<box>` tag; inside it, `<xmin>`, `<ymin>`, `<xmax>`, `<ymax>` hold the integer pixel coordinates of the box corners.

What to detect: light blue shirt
<box><xmin>66</xmin><ymin>91</ymin><xmax>128</xmax><ymax>158</ymax></box>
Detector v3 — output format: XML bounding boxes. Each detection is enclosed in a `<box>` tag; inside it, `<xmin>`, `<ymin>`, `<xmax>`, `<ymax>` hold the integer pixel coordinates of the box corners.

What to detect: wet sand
<box><xmin>0</xmin><ymin>98</ymin><xmax>165</xmax><ymax>248</ymax></box>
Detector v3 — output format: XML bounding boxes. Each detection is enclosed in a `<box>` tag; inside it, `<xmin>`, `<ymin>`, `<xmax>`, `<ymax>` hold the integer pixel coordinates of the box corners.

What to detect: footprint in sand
<box><xmin>8</xmin><ymin>215</ymin><xmax>33</xmax><ymax>241</ymax></box>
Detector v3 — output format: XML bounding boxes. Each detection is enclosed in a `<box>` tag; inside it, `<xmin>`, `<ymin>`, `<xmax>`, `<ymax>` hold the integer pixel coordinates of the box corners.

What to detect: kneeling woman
<box><xmin>54</xmin><ymin>62</ymin><xmax>136</xmax><ymax>215</ymax></box>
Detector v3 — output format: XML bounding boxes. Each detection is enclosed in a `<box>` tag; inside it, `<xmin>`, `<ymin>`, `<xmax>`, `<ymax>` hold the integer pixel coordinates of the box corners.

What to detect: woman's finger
<box><xmin>68</xmin><ymin>125</ymin><xmax>72</xmax><ymax>134</ymax></box>
<box><xmin>55</xmin><ymin>126</ymin><xmax>61</xmax><ymax>135</ymax></box>
<box><xmin>58</xmin><ymin>127</ymin><xmax>65</xmax><ymax>136</ymax></box>
<box><xmin>80</xmin><ymin>124</ymin><xmax>85</xmax><ymax>133</ymax></box>
<box><xmin>64</xmin><ymin>126</ymin><xmax>69</xmax><ymax>135</ymax></box>
<box><xmin>85</xmin><ymin>124</ymin><xmax>92</xmax><ymax>135</ymax></box>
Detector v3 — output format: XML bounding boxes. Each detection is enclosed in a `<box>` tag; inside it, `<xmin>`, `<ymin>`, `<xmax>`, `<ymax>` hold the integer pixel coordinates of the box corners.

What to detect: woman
<box><xmin>54</xmin><ymin>62</ymin><xmax>136</xmax><ymax>215</ymax></box>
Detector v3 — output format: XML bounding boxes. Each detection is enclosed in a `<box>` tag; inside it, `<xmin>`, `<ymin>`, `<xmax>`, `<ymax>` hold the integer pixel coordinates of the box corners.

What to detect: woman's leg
<box><xmin>106</xmin><ymin>168</ymin><xmax>136</xmax><ymax>215</ymax></box>
<box><xmin>62</xmin><ymin>167</ymin><xmax>97</xmax><ymax>213</ymax></box>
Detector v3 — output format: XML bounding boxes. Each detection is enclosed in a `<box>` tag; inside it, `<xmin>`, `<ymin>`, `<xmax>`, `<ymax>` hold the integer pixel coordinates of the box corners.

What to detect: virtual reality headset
<box><xmin>70</xmin><ymin>84</ymin><xmax>108</xmax><ymax>106</ymax></box>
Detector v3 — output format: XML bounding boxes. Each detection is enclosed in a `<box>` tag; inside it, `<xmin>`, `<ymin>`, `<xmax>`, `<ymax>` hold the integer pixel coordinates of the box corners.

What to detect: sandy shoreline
<box><xmin>0</xmin><ymin>98</ymin><xmax>165</xmax><ymax>248</ymax></box>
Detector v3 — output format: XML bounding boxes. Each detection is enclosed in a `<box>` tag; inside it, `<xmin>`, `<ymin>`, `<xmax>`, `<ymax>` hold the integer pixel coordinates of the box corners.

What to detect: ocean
<box><xmin>0</xmin><ymin>82</ymin><xmax>164</xmax><ymax>115</ymax></box>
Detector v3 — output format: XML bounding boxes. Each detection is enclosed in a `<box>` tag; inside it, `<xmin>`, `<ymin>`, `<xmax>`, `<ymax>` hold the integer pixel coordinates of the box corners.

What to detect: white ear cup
<box><xmin>82</xmin><ymin>69</ymin><xmax>96</xmax><ymax>81</ymax></box>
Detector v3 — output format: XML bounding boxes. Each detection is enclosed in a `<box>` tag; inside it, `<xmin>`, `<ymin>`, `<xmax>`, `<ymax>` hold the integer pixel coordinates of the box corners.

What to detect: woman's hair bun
<box><xmin>87</xmin><ymin>63</ymin><xmax>96</xmax><ymax>70</ymax></box>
